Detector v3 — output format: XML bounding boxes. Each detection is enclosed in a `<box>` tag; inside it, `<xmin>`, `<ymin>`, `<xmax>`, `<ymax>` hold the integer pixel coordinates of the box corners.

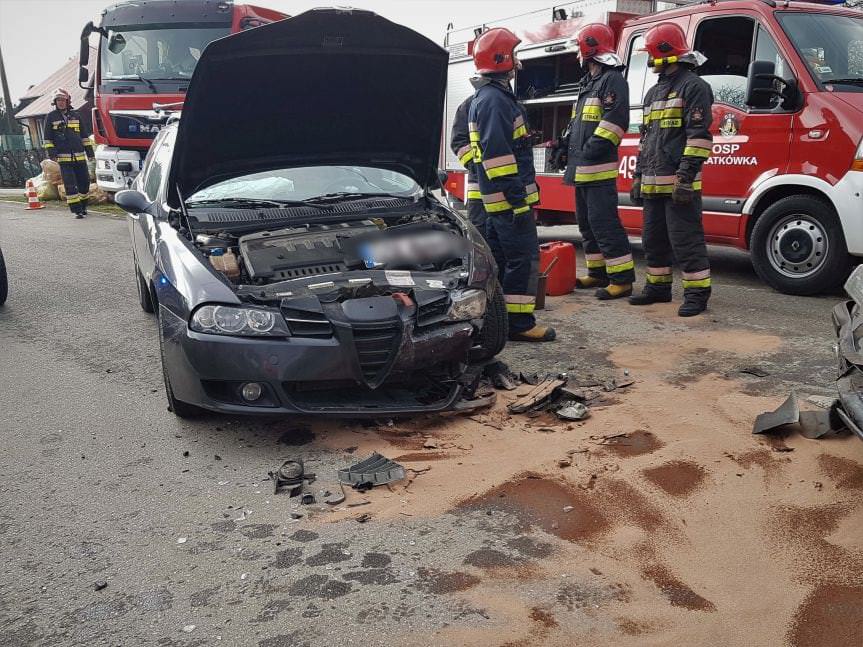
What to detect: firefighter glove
<box><xmin>672</xmin><ymin>178</ymin><xmax>695</xmax><ymax>205</ymax></box>
<box><xmin>630</xmin><ymin>179</ymin><xmax>643</xmax><ymax>206</ymax></box>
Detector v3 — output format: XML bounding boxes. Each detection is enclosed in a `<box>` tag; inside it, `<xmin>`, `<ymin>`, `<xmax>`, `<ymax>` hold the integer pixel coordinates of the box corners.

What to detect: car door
<box><xmin>132</xmin><ymin>131</ymin><xmax>174</xmax><ymax>282</ymax></box>
<box><xmin>691</xmin><ymin>15</ymin><xmax>794</xmax><ymax>243</ymax></box>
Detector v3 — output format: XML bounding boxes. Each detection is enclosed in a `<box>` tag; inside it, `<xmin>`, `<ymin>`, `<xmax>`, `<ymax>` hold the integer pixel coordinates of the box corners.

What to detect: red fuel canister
<box><xmin>539</xmin><ymin>241</ymin><xmax>576</xmax><ymax>296</ymax></box>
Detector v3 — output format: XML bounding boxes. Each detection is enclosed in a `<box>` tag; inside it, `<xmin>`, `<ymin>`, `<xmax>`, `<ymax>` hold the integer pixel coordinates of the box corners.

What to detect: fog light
<box><xmin>241</xmin><ymin>382</ymin><xmax>263</xmax><ymax>402</ymax></box>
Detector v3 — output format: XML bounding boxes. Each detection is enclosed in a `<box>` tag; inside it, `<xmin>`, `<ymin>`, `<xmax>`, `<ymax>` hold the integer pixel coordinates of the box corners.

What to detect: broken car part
<box><xmin>269</xmin><ymin>459</ymin><xmax>315</xmax><ymax>495</ymax></box>
<box><xmin>338</xmin><ymin>453</ymin><xmax>405</xmax><ymax>488</ymax></box>
<box><xmin>753</xmin><ymin>392</ymin><xmax>800</xmax><ymax>435</ymax></box>
<box><xmin>556</xmin><ymin>401</ymin><xmax>590</xmax><ymax>421</ymax></box>
<box><xmin>753</xmin><ymin>392</ymin><xmax>846</xmax><ymax>439</ymax></box>
<box><xmin>508</xmin><ymin>378</ymin><xmax>567</xmax><ymax>414</ymax></box>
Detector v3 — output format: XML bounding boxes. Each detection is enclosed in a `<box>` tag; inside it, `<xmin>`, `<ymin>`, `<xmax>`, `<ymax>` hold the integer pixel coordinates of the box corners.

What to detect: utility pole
<box><xmin>0</xmin><ymin>40</ymin><xmax>18</xmax><ymax>134</ymax></box>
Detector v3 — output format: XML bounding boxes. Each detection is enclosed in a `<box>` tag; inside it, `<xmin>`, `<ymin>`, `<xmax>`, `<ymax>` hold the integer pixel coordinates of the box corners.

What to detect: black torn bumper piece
<box><xmin>338</xmin><ymin>453</ymin><xmax>406</xmax><ymax>488</ymax></box>
<box><xmin>753</xmin><ymin>392</ymin><xmax>848</xmax><ymax>440</ymax></box>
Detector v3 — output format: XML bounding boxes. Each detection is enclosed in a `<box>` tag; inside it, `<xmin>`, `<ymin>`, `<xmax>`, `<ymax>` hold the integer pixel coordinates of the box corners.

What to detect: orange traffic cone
<box><xmin>25</xmin><ymin>180</ymin><xmax>45</xmax><ymax>210</ymax></box>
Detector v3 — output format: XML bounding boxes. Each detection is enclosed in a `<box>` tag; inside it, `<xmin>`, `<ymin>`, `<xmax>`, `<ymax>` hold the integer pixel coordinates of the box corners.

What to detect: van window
<box><xmin>777</xmin><ymin>13</ymin><xmax>863</xmax><ymax>88</ymax></box>
<box><xmin>624</xmin><ymin>34</ymin><xmax>658</xmax><ymax>132</ymax></box>
<box><xmin>695</xmin><ymin>17</ymin><xmax>791</xmax><ymax>110</ymax></box>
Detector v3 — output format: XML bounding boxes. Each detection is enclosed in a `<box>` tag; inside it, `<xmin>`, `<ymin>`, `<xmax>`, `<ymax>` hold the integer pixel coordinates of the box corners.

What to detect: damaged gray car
<box><xmin>831</xmin><ymin>264</ymin><xmax>863</xmax><ymax>441</ymax></box>
<box><xmin>115</xmin><ymin>8</ymin><xmax>507</xmax><ymax>417</ymax></box>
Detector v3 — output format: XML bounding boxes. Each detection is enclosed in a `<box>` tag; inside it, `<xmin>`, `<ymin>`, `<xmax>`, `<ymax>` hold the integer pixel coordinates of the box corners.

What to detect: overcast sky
<box><xmin>0</xmin><ymin>0</ymin><xmax>561</xmax><ymax>103</ymax></box>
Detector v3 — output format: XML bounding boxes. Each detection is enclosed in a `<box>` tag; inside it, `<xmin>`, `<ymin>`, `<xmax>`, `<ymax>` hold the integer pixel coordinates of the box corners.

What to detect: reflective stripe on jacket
<box><xmin>634</xmin><ymin>66</ymin><xmax>714</xmax><ymax>194</ymax></box>
<box><xmin>563</xmin><ymin>66</ymin><xmax>629</xmax><ymax>186</ymax></box>
<box><xmin>42</xmin><ymin>108</ymin><xmax>94</xmax><ymax>160</ymax></box>
<box><xmin>468</xmin><ymin>77</ymin><xmax>539</xmax><ymax>215</ymax></box>
<box><xmin>450</xmin><ymin>94</ymin><xmax>480</xmax><ymax>200</ymax></box>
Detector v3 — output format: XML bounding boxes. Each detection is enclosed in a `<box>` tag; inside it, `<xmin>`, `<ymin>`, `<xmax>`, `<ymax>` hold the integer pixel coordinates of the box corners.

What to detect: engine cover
<box><xmin>239</xmin><ymin>220</ymin><xmax>380</xmax><ymax>281</ymax></box>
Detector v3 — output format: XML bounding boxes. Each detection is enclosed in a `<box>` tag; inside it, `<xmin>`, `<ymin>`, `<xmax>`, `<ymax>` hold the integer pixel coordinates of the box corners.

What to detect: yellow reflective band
<box><xmin>459</xmin><ymin>151</ymin><xmax>474</xmax><ymax>166</ymax></box>
<box><xmin>594</xmin><ymin>127</ymin><xmax>622</xmax><ymax>146</ymax></box>
<box><xmin>526</xmin><ymin>191</ymin><xmax>540</xmax><ymax>205</ymax></box>
<box><xmin>486</xmin><ymin>164</ymin><xmax>519</xmax><ymax>179</ymax></box>
<box><xmin>467</xmin><ymin>190</ymin><xmax>482</xmax><ymax>200</ymax></box>
<box><xmin>469</xmin><ymin>131</ymin><xmax>480</xmax><ymax>142</ymax></box>
<box><xmin>642</xmin><ymin>184</ymin><xmax>674</xmax><ymax>194</ymax></box>
<box><xmin>575</xmin><ymin>169</ymin><xmax>619</xmax><ymax>183</ymax></box>
<box><xmin>506</xmin><ymin>302</ymin><xmax>535</xmax><ymax>314</ymax></box>
<box><xmin>682</xmin><ymin>278</ymin><xmax>712</xmax><ymax>289</ymax></box>
<box><xmin>647</xmin><ymin>274</ymin><xmax>673</xmax><ymax>284</ymax></box>
<box><xmin>43</xmin><ymin>141</ymin><xmax>55</xmax><ymax>148</ymax></box>
<box><xmin>586</xmin><ymin>259</ymin><xmax>606</xmax><ymax>269</ymax></box>
<box><xmin>607</xmin><ymin>260</ymin><xmax>635</xmax><ymax>274</ymax></box>
<box><xmin>660</xmin><ymin>119</ymin><xmax>683</xmax><ymax>128</ymax></box>
<box><xmin>571</xmin><ymin>105</ymin><xmax>578</xmax><ymax>119</ymax></box>
<box><xmin>683</xmin><ymin>147</ymin><xmax>711</xmax><ymax>158</ymax></box>
<box><xmin>513</xmin><ymin>125</ymin><xmax>528</xmax><ymax>139</ymax></box>
<box><xmin>484</xmin><ymin>200</ymin><xmax>513</xmax><ymax>213</ymax></box>
<box><xmin>692</xmin><ymin>181</ymin><xmax>703</xmax><ymax>191</ymax></box>
<box><xmin>66</xmin><ymin>194</ymin><xmax>82</xmax><ymax>204</ymax></box>
<box><xmin>513</xmin><ymin>205</ymin><xmax>531</xmax><ymax>215</ymax></box>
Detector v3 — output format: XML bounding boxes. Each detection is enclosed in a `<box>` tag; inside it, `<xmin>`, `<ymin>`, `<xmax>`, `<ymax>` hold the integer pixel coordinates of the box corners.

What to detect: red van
<box><xmin>442</xmin><ymin>1</ymin><xmax>863</xmax><ymax>295</ymax></box>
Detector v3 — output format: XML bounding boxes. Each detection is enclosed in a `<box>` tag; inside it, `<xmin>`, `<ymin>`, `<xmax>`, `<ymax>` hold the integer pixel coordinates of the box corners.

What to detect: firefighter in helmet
<box><xmin>42</xmin><ymin>88</ymin><xmax>95</xmax><ymax>218</ymax></box>
<box><xmin>450</xmin><ymin>86</ymin><xmax>485</xmax><ymax>233</ymax></box>
<box><xmin>563</xmin><ymin>23</ymin><xmax>634</xmax><ymax>299</ymax></box>
<box><xmin>629</xmin><ymin>23</ymin><xmax>714</xmax><ymax>316</ymax></box>
<box><xmin>468</xmin><ymin>27</ymin><xmax>556</xmax><ymax>342</ymax></box>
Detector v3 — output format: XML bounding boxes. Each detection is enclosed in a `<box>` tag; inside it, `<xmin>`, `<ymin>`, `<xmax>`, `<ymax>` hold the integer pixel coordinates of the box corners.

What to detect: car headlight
<box><xmin>447</xmin><ymin>289</ymin><xmax>487</xmax><ymax>321</ymax></box>
<box><xmin>190</xmin><ymin>305</ymin><xmax>290</xmax><ymax>336</ymax></box>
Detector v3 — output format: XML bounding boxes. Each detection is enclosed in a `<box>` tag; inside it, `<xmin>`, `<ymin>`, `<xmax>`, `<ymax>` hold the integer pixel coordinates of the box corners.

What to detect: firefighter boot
<box><xmin>678</xmin><ymin>288</ymin><xmax>711</xmax><ymax>317</ymax></box>
<box><xmin>595</xmin><ymin>283</ymin><xmax>633</xmax><ymax>300</ymax></box>
<box><xmin>509</xmin><ymin>325</ymin><xmax>557</xmax><ymax>342</ymax></box>
<box><xmin>629</xmin><ymin>286</ymin><xmax>672</xmax><ymax>306</ymax></box>
<box><xmin>575</xmin><ymin>276</ymin><xmax>609</xmax><ymax>289</ymax></box>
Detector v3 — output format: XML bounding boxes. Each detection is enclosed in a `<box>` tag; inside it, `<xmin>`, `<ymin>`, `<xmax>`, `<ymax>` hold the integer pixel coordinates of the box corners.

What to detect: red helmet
<box><xmin>473</xmin><ymin>27</ymin><xmax>522</xmax><ymax>74</ymax></box>
<box><xmin>574</xmin><ymin>23</ymin><xmax>616</xmax><ymax>63</ymax></box>
<box><xmin>644</xmin><ymin>23</ymin><xmax>690</xmax><ymax>64</ymax></box>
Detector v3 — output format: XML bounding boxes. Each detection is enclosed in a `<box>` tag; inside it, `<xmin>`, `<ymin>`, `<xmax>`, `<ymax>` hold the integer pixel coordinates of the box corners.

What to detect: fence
<box><xmin>0</xmin><ymin>148</ymin><xmax>47</xmax><ymax>188</ymax></box>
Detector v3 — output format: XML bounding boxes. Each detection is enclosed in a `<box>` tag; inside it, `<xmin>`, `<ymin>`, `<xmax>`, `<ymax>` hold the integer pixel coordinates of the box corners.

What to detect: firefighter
<box><xmin>469</xmin><ymin>27</ymin><xmax>555</xmax><ymax>342</ymax></box>
<box><xmin>450</xmin><ymin>89</ymin><xmax>486</xmax><ymax>233</ymax></box>
<box><xmin>43</xmin><ymin>88</ymin><xmax>95</xmax><ymax>218</ymax></box>
<box><xmin>563</xmin><ymin>23</ymin><xmax>633</xmax><ymax>300</ymax></box>
<box><xmin>629</xmin><ymin>23</ymin><xmax>714</xmax><ymax>316</ymax></box>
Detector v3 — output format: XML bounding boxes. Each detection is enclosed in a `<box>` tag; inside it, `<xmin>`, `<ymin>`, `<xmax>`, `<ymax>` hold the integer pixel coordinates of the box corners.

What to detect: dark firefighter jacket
<box><xmin>634</xmin><ymin>66</ymin><xmax>714</xmax><ymax>195</ymax></box>
<box><xmin>42</xmin><ymin>108</ymin><xmax>94</xmax><ymax>163</ymax></box>
<box><xmin>468</xmin><ymin>77</ymin><xmax>539</xmax><ymax>215</ymax></box>
<box><xmin>450</xmin><ymin>94</ymin><xmax>480</xmax><ymax>201</ymax></box>
<box><xmin>563</xmin><ymin>66</ymin><xmax>629</xmax><ymax>186</ymax></box>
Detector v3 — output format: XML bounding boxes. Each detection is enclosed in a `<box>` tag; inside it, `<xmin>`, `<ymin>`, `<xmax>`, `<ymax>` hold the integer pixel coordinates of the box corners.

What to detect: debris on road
<box><xmin>269</xmin><ymin>459</ymin><xmax>315</xmax><ymax>496</ymax></box>
<box><xmin>93</xmin><ymin>581</ymin><xmax>107</xmax><ymax>591</ymax></box>
<box><xmin>753</xmin><ymin>392</ymin><xmax>846</xmax><ymax>439</ymax></box>
<box><xmin>483</xmin><ymin>360</ymin><xmax>520</xmax><ymax>391</ymax></box>
<box><xmin>507</xmin><ymin>378</ymin><xmax>567</xmax><ymax>414</ymax></box>
<box><xmin>356</xmin><ymin>513</ymin><xmax>372</xmax><ymax>523</ymax></box>
<box><xmin>338</xmin><ymin>453</ymin><xmax>405</xmax><ymax>488</ymax></box>
<box><xmin>556</xmin><ymin>402</ymin><xmax>590</xmax><ymax>421</ymax></box>
<box><xmin>740</xmin><ymin>366</ymin><xmax>770</xmax><ymax>378</ymax></box>
<box><xmin>176</xmin><ymin>537</ymin><xmax>187</xmax><ymax>544</ymax></box>
<box><xmin>182</xmin><ymin>625</ymin><xmax>196</xmax><ymax>633</ymax></box>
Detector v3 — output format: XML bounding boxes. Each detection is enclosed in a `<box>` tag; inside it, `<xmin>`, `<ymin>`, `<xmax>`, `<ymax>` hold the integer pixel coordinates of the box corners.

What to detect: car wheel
<box><xmin>471</xmin><ymin>281</ymin><xmax>508</xmax><ymax>361</ymax></box>
<box><xmin>136</xmin><ymin>265</ymin><xmax>155</xmax><ymax>313</ymax></box>
<box><xmin>0</xmin><ymin>248</ymin><xmax>7</xmax><ymax>306</ymax></box>
<box><xmin>157</xmin><ymin>311</ymin><xmax>203</xmax><ymax>419</ymax></box>
<box><xmin>750</xmin><ymin>195</ymin><xmax>852</xmax><ymax>296</ymax></box>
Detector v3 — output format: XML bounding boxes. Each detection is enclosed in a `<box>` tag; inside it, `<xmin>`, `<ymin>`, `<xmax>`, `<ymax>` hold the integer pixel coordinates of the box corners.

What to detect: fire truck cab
<box><xmin>443</xmin><ymin>1</ymin><xmax>863</xmax><ymax>295</ymax></box>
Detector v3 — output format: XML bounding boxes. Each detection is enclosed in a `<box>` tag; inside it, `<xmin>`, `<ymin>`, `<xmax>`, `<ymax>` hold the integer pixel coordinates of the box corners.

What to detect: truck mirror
<box><xmin>746</xmin><ymin>60</ymin><xmax>800</xmax><ymax>110</ymax></box>
<box><xmin>78</xmin><ymin>66</ymin><xmax>89</xmax><ymax>84</ymax></box>
<box><xmin>115</xmin><ymin>189</ymin><xmax>153</xmax><ymax>214</ymax></box>
<box><xmin>79</xmin><ymin>22</ymin><xmax>93</xmax><ymax>67</ymax></box>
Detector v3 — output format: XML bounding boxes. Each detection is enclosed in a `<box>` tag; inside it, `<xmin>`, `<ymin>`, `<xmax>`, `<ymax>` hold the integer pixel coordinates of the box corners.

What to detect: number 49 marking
<box><xmin>618</xmin><ymin>156</ymin><xmax>637</xmax><ymax>180</ymax></box>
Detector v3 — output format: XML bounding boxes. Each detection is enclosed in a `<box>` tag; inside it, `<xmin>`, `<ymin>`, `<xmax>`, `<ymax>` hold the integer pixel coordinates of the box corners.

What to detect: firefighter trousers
<box><xmin>575</xmin><ymin>183</ymin><xmax>634</xmax><ymax>284</ymax></box>
<box><xmin>59</xmin><ymin>160</ymin><xmax>90</xmax><ymax>214</ymax></box>
<box><xmin>485</xmin><ymin>209</ymin><xmax>539</xmax><ymax>334</ymax></box>
<box><xmin>467</xmin><ymin>199</ymin><xmax>488</xmax><ymax>234</ymax></box>
<box><xmin>641</xmin><ymin>194</ymin><xmax>711</xmax><ymax>295</ymax></box>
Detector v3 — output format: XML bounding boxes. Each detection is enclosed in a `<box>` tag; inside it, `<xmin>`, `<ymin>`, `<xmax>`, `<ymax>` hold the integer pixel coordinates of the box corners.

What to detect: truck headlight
<box><xmin>190</xmin><ymin>305</ymin><xmax>290</xmax><ymax>336</ymax></box>
<box><xmin>854</xmin><ymin>137</ymin><xmax>863</xmax><ymax>171</ymax></box>
<box><xmin>447</xmin><ymin>289</ymin><xmax>487</xmax><ymax>321</ymax></box>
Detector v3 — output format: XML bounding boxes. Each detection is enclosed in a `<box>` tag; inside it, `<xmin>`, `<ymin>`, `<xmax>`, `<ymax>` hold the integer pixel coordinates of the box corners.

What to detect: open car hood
<box><xmin>167</xmin><ymin>8</ymin><xmax>448</xmax><ymax>205</ymax></box>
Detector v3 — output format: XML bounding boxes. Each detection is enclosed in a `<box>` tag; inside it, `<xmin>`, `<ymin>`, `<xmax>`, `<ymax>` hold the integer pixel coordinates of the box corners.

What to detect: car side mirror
<box><xmin>115</xmin><ymin>189</ymin><xmax>152</xmax><ymax>213</ymax></box>
<box><xmin>746</xmin><ymin>60</ymin><xmax>800</xmax><ymax>110</ymax></box>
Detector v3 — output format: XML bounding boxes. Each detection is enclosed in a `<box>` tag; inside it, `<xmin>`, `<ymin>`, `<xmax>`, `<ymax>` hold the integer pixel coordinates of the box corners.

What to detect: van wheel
<box><xmin>136</xmin><ymin>265</ymin><xmax>154</xmax><ymax>313</ymax></box>
<box><xmin>471</xmin><ymin>281</ymin><xmax>508</xmax><ymax>361</ymax></box>
<box><xmin>750</xmin><ymin>195</ymin><xmax>852</xmax><ymax>295</ymax></box>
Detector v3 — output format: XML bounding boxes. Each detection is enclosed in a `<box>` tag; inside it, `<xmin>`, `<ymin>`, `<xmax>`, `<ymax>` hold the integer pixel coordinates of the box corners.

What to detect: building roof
<box><xmin>15</xmin><ymin>48</ymin><xmax>96</xmax><ymax>120</ymax></box>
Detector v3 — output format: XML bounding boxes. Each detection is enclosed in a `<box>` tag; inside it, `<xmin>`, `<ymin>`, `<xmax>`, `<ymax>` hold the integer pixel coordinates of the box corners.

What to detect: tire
<box><xmin>0</xmin><ymin>248</ymin><xmax>7</xmax><ymax>306</ymax></box>
<box><xmin>157</xmin><ymin>311</ymin><xmax>203</xmax><ymax>419</ymax></box>
<box><xmin>136</xmin><ymin>265</ymin><xmax>154</xmax><ymax>313</ymax></box>
<box><xmin>471</xmin><ymin>281</ymin><xmax>508</xmax><ymax>361</ymax></box>
<box><xmin>750</xmin><ymin>195</ymin><xmax>852</xmax><ymax>296</ymax></box>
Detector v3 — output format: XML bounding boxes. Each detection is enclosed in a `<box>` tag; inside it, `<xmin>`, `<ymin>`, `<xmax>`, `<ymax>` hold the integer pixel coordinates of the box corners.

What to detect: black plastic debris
<box><xmin>753</xmin><ymin>393</ymin><xmax>800</xmax><ymax>435</ymax></box>
<box><xmin>93</xmin><ymin>581</ymin><xmax>107</xmax><ymax>591</ymax></box>
<box><xmin>753</xmin><ymin>392</ymin><xmax>846</xmax><ymax>439</ymax></box>
<box><xmin>740</xmin><ymin>366</ymin><xmax>770</xmax><ymax>378</ymax></box>
<box><xmin>269</xmin><ymin>459</ymin><xmax>316</xmax><ymax>495</ymax></box>
<box><xmin>338</xmin><ymin>453</ymin><xmax>405</xmax><ymax>488</ymax></box>
<box><xmin>483</xmin><ymin>361</ymin><xmax>519</xmax><ymax>391</ymax></box>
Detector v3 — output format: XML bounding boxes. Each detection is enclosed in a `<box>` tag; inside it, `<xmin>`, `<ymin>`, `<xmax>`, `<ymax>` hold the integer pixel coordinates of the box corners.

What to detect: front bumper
<box><xmin>159</xmin><ymin>307</ymin><xmax>476</xmax><ymax>415</ymax></box>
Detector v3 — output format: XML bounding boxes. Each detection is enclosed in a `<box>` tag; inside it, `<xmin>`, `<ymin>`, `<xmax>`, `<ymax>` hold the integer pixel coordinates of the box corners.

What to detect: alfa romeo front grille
<box><xmin>353</xmin><ymin>324</ymin><xmax>400</xmax><ymax>384</ymax></box>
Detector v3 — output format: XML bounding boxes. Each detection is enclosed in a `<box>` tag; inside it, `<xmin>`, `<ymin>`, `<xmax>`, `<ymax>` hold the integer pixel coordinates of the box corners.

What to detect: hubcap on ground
<box><xmin>767</xmin><ymin>214</ymin><xmax>828</xmax><ymax>279</ymax></box>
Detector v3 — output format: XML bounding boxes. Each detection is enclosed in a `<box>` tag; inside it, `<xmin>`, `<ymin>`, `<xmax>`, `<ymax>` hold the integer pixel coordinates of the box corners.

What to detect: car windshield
<box><xmin>777</xmin><ymin>13</ymin><xmax>863</xmax><ymax>86</ymax></box>
<box><xmin>187</xmin><ymin>166</ymin><xmax>422</xmax><ymax>204</ymax></box>
<box><xmin>101</xmin><ymin>26</ymin><xmax>229</xmax><ymax>81</ymax></box>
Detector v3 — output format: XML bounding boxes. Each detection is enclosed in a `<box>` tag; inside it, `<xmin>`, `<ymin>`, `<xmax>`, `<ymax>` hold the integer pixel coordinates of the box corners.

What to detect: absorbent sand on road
<box><xmin>0</xmin><ymin>204</ymin><xmax>861</xmax><ymax>647</ymax></box>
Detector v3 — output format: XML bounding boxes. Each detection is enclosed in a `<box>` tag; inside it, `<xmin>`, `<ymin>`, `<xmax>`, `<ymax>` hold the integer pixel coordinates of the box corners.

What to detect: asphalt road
<box><xmin>0</xmin><ymin>202</ymin><xmax>851</xmax><ymax>646</ymax></box>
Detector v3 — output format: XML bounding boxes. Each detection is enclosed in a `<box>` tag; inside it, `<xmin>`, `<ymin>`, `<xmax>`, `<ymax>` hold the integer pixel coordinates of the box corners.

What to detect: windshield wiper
<box><xmin>823</xmin><ymin>78</ymin><xmax>863</xmax><ymax>86</ymax></box>
<box><xmin>186</xmin><ymin>197</ymin><xmax>332</xmax><ymax>211</ymax></box>
<box><xmin>304</xmin><ymin>192</ymin><xmax>412</xmax><ymax>204</ymax></box>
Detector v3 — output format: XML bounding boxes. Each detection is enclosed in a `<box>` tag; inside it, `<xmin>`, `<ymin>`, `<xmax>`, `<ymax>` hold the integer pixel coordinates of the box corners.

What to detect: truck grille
<box><xmin>353</xmin><ymin>324</ymin><xmax>400</xmax><ymax>385</ymax></box>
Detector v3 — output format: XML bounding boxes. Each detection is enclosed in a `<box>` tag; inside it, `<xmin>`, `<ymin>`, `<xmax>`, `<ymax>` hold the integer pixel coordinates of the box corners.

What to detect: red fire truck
<box><xmin>443</xmin><ymin>1</ymin><xmax>863</xmax><ymax>295</ymax></box>
<box><xmin>78</xmin><ymin>0</ymin><xmax>285</xmax><ymax>194</ymax></box>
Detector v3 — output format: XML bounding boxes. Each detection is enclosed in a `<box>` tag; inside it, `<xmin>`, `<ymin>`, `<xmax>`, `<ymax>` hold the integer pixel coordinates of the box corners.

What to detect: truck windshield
<box><xmin>777</xmin><ymin>13</ymin><xmax>863</xmax><ymax>87</ymax></box>
<box><xmin>100</xmin><ymin>26</ymin><xmax>230</xmax><ymax>82</ymax></box>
